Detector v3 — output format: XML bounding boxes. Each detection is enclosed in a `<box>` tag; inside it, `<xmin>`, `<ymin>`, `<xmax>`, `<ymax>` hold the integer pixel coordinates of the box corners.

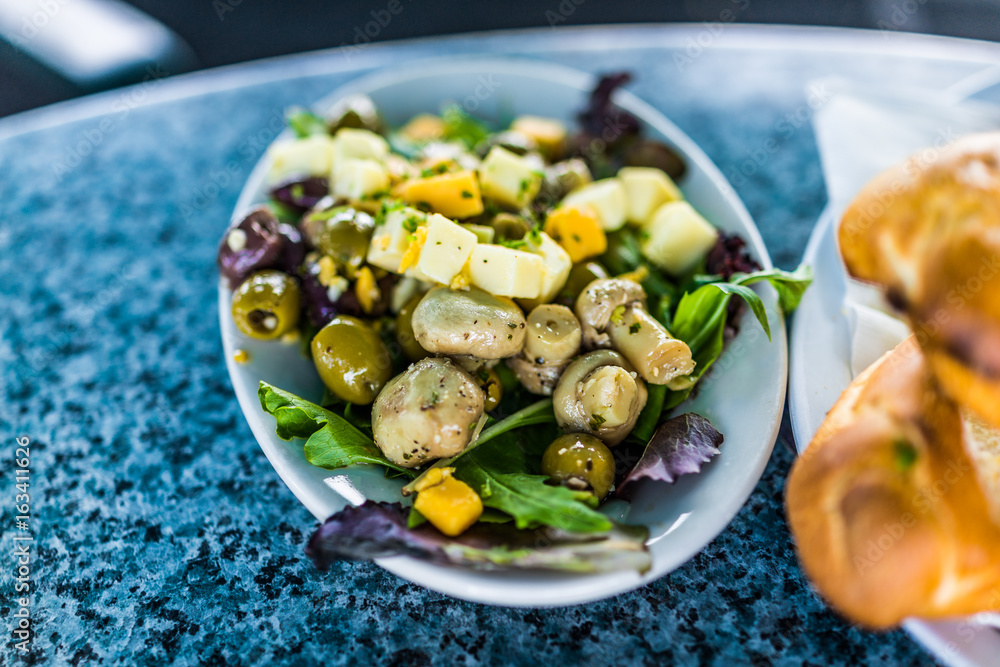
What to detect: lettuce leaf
<box><xmin>258</xmin><ymin>382</ymin><xmax>417</xmax><ymax>478</ymax></box>
<box><xmin>451</xmin><ymin>434</ymin><xmax>612</xmax><ymax>533</ymax></box>
<box><xmin>617</xmin><ymin>413</ymin><xmax>724</xmax><ymax>500</ymax></box>
<box><xmin>286</xmin><ymin>108</ymin><xmax>328</xmax><ymax>138</ymax></box>
<box><xmin>305</xmin><ymin>501</ymin><xmax>650</xmax><ymax>574</ymax></box>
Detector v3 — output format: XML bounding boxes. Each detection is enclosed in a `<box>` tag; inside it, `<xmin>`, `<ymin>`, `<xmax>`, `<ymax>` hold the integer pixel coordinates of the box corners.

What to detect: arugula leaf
<box><xmin>286</xmin><ymin>108</ymin><xmax>328</xmax><ymax>138</ymax></box>
<box><xmin>632</xmin><ymin>384</ymin><xmax>668</xmax><ymax>443</ymax></box>
<box><xmin>258</xmin><ymin>382</ymin><xmax>416</xmax><ymax>478</ymax></box>
<box><xmin>452</xmin><ymin>436</ymin><xmax>612</xmax><ymax>533</ymax></box>
<box><xmin>306</xmin><ymin>501</ymin><xmax>650</xmax><ymax>574</ymax></box>
<box><xmin>732</xmin><ymin>264</ymin><xmax>814</xmax><ymax>313</ymax></box>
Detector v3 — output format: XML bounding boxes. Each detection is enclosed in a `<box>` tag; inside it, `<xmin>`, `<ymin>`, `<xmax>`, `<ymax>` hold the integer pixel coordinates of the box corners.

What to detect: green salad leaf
<box><xmin>451</xmin><ymin>435</ymin><xmax>612</xmax><ymax>533</ymax></box>
<box><xmin>286</xmin><ymin>108</ymin><xmax>328</xmax><ymax>138</ymax></box>
<box><xmin>441</xmin><ymin>104</ymin><xmax>492</xmax><ymax>149</ymax></box>
<box><xmin>258</xmin><ymin>382</ymin><xmax>417</xmax><ymax>478</ymax></box>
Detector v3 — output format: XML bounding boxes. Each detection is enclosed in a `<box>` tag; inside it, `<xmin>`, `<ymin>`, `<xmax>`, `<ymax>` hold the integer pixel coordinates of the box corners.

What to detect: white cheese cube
<box><xmin>468</xmin><ymin>244</ymin><xmax>544</xmax><ymax>299</ymax></box>
<box><xmin>641</xmin><ymin>201</ymin><xmax>719</xmax><ymax>276</ymax></box>
<box><xmin>332</xmin><ymin>128</ymin><xmax>390</xmax><ymax>164</ymax></box>
<box><xmin>478</xmin><ymin>146</ymin><xmax>542</xmax><ymax>209</ymax></box>
<box><xmin>267</xmin><ymin>135</ymin><xmax>335</xmax><ymax>183</ymax></box>
<box><xmin>332</xmin><ymin>159</ymin><xmax>390</xmax><ymax>200</ymax></box>
<box><xmin>411</xmin><ymin>214</ymin><xmax>478</xmax><ymax>285</ymax></box>
<box><xmin>528</xmin><ymin>232</ymin><xmax>572</xmax><ymax>303</ymax></box>
<box><xmin>367</xmin><ymin>206</ymin><xmax>427</xmax><ymax>273</ymax></box>
<box><xmin>618</xmin><ymin>167</ymin><xmax>683</xmax><ymax>226</ymax></box>
<box><xmin>559</xmin><ymin>178</ymin><xmax>627</xmax><ymax>231</ymax></box>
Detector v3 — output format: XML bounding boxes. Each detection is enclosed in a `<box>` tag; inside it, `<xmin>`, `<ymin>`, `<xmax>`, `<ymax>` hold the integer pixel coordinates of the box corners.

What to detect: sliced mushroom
<box><xmin>552</xmin><ymin>350</ymin><xmax>647</xmax><ymax>446</ymax></box>
<box><xmin>507</xmin><ymin>304</ymin><xmax>582</xmax><ymax>395</ymax></box>
<box><xmin>506</xmin><ymin>355</ymin><xmax>567</xmax><ymax>396</ymax></box>
<box><xmin>575</xmin><ymin>278</ymin><xmax>695</xmax><ymax>385</ymax></box>
<box><xmin>372</xmin><ymin>357</ymin><xmax>485</xmax><ymax>468</ymax></box>
<box><xmin>575</xmin><ymin>278</ymin><xmax>645</xmax><ymax>348</ymax></box>
<box><xmin>411</xmin><ymin>286</ymin><xmax>526</xmax><ymax>359</ymax></box>
<box><xmin>524</xmin><ymin>304</ymin><xmax>582</xmax><ymax>363</ymax></box>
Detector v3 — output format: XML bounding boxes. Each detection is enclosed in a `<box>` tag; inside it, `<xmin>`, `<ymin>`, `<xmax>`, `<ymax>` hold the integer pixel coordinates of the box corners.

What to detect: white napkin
<box><xmin>813</xmin><ymin>80</ymin><xmax>1000</xmax><ymax>628</ymax></box>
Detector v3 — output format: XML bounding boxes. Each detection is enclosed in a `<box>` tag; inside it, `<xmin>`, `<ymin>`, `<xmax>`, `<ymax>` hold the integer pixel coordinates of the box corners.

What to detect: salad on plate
<box><xmin>218</xmin><ymin>73</ymin><xmax>811</xmax><ymax>574</ymax></box>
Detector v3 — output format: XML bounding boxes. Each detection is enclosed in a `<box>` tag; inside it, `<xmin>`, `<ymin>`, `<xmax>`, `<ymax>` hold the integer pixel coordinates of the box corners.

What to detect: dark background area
<box><xmin>2</xmin><ymin>0</ymin><xmax>1000</xmax><ymax>119</ymax></box>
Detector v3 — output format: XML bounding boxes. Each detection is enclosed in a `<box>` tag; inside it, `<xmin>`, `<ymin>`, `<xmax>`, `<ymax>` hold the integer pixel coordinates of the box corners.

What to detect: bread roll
<box><xmin>786</xmin><ymin>337</ymin><xmax>1000</xmax><ymax>629</ymax></box>
<box><xmin>838</xmin><ymin>132</ymin><xmax>1000</xmax><ymax>428</ymax></box>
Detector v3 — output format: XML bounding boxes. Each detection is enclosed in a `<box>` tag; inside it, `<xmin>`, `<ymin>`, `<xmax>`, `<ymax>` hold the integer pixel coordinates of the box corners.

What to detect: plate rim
<box><xmin>221</xmin><ymin>55</ymin><xmax>787</xmax><ymax>607</ymax></box>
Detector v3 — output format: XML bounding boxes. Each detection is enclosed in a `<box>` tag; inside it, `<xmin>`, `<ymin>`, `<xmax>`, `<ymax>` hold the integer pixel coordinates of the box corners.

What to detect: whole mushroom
<box><xmin>506</xmin><ymin>304</ymin><xmax>582</xmax><ymax>395</ymax></box>
<box><xmin>552</xmin><ymin>350</ymin><xmax>647</xmax><ymax>446</ymax></box>
<box><xmin>411</xmin><ymin>286</ymin><xmax>526</xmax><ymax>359</ymax></box>
<box><xmin>372</xmin><ymin>357</ymin><xmax>485</xmax><ymax>468</ymax></box>
<box><xmin>575</xmin><ymin>278</ymin><xmax>695</xmax><ymax>385</ymax></box>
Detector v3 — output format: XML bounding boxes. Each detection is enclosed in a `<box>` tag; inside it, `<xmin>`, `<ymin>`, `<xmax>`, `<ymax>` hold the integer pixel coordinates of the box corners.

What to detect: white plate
<box><xmin>220</xmin><ymin>57</ymin><xmax>787</xmax><ymax>607</ymax></box>
<box><xmin>789</xmin><ymin>208</ymin><xmax>1000</xmax><ymax>666</ymax></box>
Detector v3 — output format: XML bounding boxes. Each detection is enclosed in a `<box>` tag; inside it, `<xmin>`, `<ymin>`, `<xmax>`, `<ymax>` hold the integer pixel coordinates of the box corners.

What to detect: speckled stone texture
<box><xmin>3</xmin><ymin>25</ymin><xmax>988</xmax><ymax>666</ymax></box>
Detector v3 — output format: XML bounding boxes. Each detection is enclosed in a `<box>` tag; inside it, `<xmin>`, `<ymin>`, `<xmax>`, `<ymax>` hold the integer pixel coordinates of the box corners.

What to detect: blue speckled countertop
<box><xmin>3</xmin><ymin>24</ymin><xmax>999</xmax><ymax>666</ymax></box>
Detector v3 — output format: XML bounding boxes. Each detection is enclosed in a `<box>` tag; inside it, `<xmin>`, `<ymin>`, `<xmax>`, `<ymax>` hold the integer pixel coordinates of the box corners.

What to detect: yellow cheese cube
<box><xmin>400</xmin><ymin>114</ymin><xmax>446</xmax><ymax>142</ymax></box>
<box><xmin>331</xmin><ymin>127</ymin><xmax>389</xmax><ymax>164</ymax></box>
<box><xmin>331</xmin><ymin>158</ymin><xmax>390</xmax><ymax>200</ymax></box>
<box><xmin>510</xmin><ymin>116</ymin><xmax>566</xmax><ymax>157</ymax></box>
<box><xmin>413</xmin><ymin>468</ymin><xmax>483</xmax><ymax>537</ymax></box>
<box><xmin>366</xmin><ymin>206</ymin><xmax>427</xmax><ymax>273</ymax></box>
<box><xmin>267</xmin><ymin>135</ymin><xmax>336</xmax><ymax>183</ymax></box>
<box><xmin>641</xmin><ymin>201</ymin><xmax>719</xmax><ymax>276</ymax></box>
<box><xmin>468</xmin><ymin>244</ymin><xmax>544</xmax><ymax>299</ymax></box>
<box><xmin>410</xmin><ymin>214</ymin><xmax>478</xmax><ymax>285</ymax></box>
<box><xmin>528</xmin><ymin>232</ymin><xmax>572</xmax><ymax>303</ymax></box>
<box><xmin>478</xmin><ymin>146</ymin><xmax>542</xmax><ymax>209</ymax></box>
<box><xmin>544</xmin><ymin>206</ymin><xmax>607</xmax><ymax>263</ymax></box>
<box><xmin>559</xmin><ymin>178</ymin><xmax>628</xmax><ymax>231</ymax></box>
<box><xmin>618</xmin><ymin>166</ymin><xmax>683</xmax><ymax>226</ymax></box>
<box><xmin>394</xmin><ymin>170</ymin><xmax>484</xmax><ymax>219</ymax></box>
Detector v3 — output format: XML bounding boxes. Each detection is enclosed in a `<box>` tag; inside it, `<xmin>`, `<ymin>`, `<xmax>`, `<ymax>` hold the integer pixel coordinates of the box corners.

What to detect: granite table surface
<box><xmin>3</xmin><ymin>23</ymin><xmax>1000</xmax><ymax>667</ymax></box>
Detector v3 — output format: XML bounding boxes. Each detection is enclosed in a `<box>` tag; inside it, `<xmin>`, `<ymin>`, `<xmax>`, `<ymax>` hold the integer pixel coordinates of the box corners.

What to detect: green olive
<box><xmin>302</xmin><ymin>206</ymin><xmax>374</xmax><ymax>278</ymax></box>
<box><xmin>231</xmin><ymin>270</ymin><xmax>300</xmax><ymax>340</ymax></box>
<box><xmin>475</xmin><ymin>367</ymin><xmax>503</xmax><ymax>411</ymax></box>
<box><xmin>311</xmin><ymin>316</ymin><xmax>392</xmax><ymax>404</ymax></box>
<box><xmin>541</xmin><ymin>433</ymin><xmax>616</xmax><ymax>500</ymax></box>
<box><xmin>490</xmin><ymin>213</ymin><xmax>531</xmax><ymax>241</ymax></box>
<box><xmin>395</xmin><ymin>293</ymin><xmax>430</xmax><ymax>362</ymax></box>
<box><xmin>557</xmin><ymin>261</ymin><xmax>610</xmax><ymax>307</ymax></box>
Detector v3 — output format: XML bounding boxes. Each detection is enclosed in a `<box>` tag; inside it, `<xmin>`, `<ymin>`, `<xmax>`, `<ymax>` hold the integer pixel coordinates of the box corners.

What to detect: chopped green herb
<box><xmin>629</xmin><ymin>322</ymin><xmax>642</xmax><ymax>334</ymax></box>
<box><xmin>507</xmin><ymin>322</ymin><xmax>518</xmax><ymax>329</ymax></box>
<box><xmin>589</xmin><ymin>413</ymin><xmax>607</xmax><ymax>430</ymax></box>
<box><xmin>894</xmin><ymin>439</ymin><xmax>918</xmax><ymax>471</ymax></box>
<box><xmin>461</xmin><ymin>190</ymin><xmax>473</xmax><ymax>199</ymax></box>
<box><xmin>507</xmin><ymin>334</ymin><xmax>513</xmax><ymax>340</ymax></box>
<box><xmin>402</xmin><ymin>216</ymin><xmax>420</xmax><ymax>232</ymax></box>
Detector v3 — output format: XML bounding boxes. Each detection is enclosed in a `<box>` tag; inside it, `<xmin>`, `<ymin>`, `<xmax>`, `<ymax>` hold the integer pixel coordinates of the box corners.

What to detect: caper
<box><xmin>541</xmin><ymin>433</ymin><xmax>616</xmax><ymax>500</ymax></box>
<box><xmin>231</xmin><ymin>270</ymin><xmax>301</xmax><ymax>340</ymax></box>
<box><xmin>475</xmin><ymin>367</ymin><xmax>503</xmax><ymax>411</ymax></box>
<box><xmin>301</xmin><ymin>206</ymin><xmax>374</xmax><ymax>278</ymax></box>
<box><xmin>557</xmin><ymin>261</ymin><xmax>610</xmax><ymax>306</ymax></box>
<box><xmin>311</xmin><ymin>316</ymin><xmax>392</xmax><ymax>404</ymax></box>
<box><xmin>396</xmin><ymin>293</ymin><xmax>430</xmax><ymax>362</ymax></box>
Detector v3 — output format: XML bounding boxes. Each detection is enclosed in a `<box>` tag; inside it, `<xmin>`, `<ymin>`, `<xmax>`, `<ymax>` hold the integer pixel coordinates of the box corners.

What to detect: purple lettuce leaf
<box><xmin>616</xmin><ymin>413</ymin><xmax>724</xmax><ymax>500</ymax></box>
<box><xmin>305</xmin><ymin>501</ymin><xmax>651</xmax><ymax>574</ymax></box>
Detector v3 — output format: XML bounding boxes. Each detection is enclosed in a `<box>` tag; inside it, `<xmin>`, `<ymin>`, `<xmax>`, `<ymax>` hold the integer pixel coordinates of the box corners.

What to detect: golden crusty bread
<box><xmin>786</xmin><ymin>337</ymin><xmax>1000</xmax><ymax>629</ymax></box>
<box><xmin>838</xmin><ymin>132</ymin><xmax>1000</xmax><ymax>429</ymax></box>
